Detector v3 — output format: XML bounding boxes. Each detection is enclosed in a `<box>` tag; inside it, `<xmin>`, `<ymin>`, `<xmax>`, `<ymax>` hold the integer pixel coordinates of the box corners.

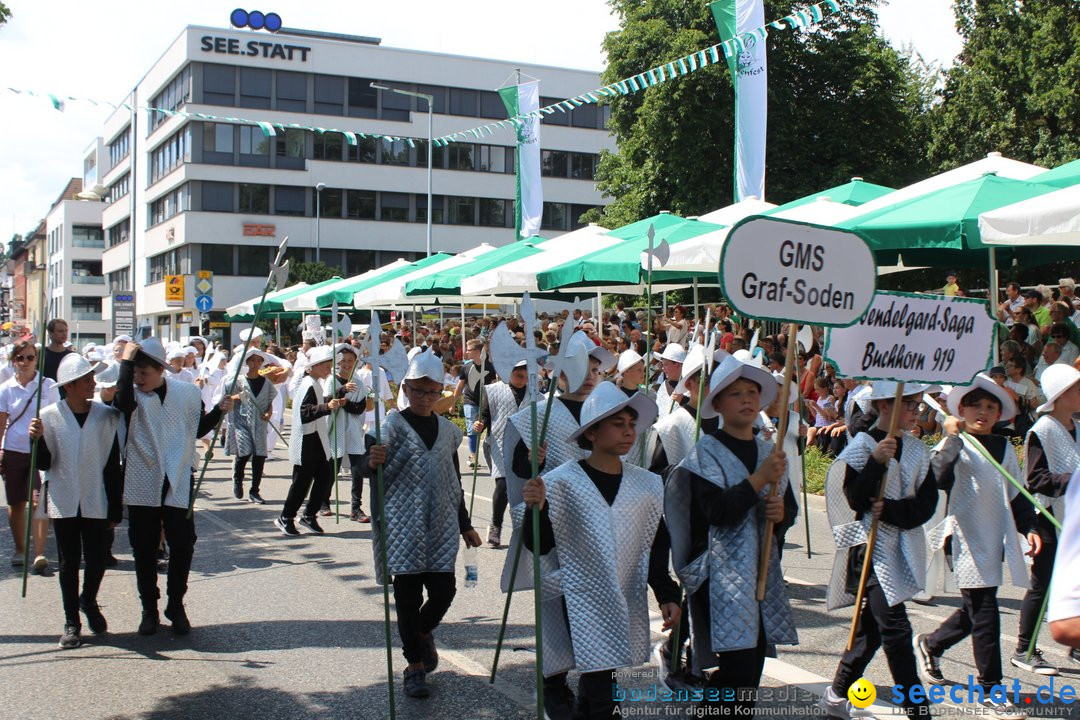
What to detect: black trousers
<box><xmin>232</xmin><ymin>454</ymin><xmax>266</xmax><ymax>492</ymax></box>
<box><xmin>53</xmin><ymin>516</ymin><xmax>110</xmax><ymax>627</ymax></box>
<box><xmin>491</xmin><ymin>477</ymin><xmax>508</xmax><ymax>529</ymax></box>
<box><xmin>349</xmin><ymin>453</ymin><xmax>365</xmax><ymax>512</ymax></box>
<box><xmin>926</xmin><ymin>586</ymin><xmax>1002</xmax><ymax>690</ymax></box>
<box><xmin>282</xmin><ymin>452</ymin><xmax>333</xmax><ymax>521</ymax></box>
<box><xmin>1017</xmin><ymin>515</ymin><xmax>1057</xmax><ymax>653</ymax></box>
<box><xmin>832</xmin><ymin>580</ymin><xmax>929</xmax><ymax>717</ymax></box>
<box><xmin>392</xmin><ymin>572</ymin><xmax>456</xmax><ymax>665</ymax></box>
<box><xmin>127</xmin><ymin>504</ymin><xmax>196</xmax><ymax>609</ymax></box>
<box><xmin>704</xmin><ymin>621</ymin><xmax>767</xmax><ymax>714</ymax></box>
<box><xmin>544</xmin><ymin>669</ymin><xmax>617</xmax><ymax>720</ymax></box>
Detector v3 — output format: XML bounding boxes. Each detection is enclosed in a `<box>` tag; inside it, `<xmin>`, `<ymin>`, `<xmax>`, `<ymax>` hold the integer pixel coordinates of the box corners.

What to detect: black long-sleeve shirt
<box><xmin>37</xmin><ymin>408</ymin><xmax>124</xmax><ymax>524</ymax></box>
<box><xmin>366</xmin><ymin>408</ymin><xmax>471</xmax><ymax>535</ymax></box>
<box><xmin>522</xmin><ymin>459</ymin><xmax>680</xmax><ymax>606</ymax></box>
<box><xmin>113</xmin><ymin>360</ymin><xmax>222</xmax><ymax>438</ymax></box>
<box><xmin>511</xmin><ymin>397</ymin><xmax>584</xmax><ymax>479</ymax></box>
<box><xmin>932</xmin><ymin>432</ymin><xmax>1036</xmax><ymax>536</ymax></box>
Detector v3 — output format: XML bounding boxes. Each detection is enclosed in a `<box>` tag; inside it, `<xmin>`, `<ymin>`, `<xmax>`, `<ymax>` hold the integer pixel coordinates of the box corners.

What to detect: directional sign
<box><xmin>196</xmin><ymin>270</ymin><xmax>213</xmax><ymax>296</ymax></box>
<box><xmin>195</xmin><ymin>295</ymin><xmax>214</xmax><ymax>313</ymax></box>
<box><xmin>165</xmin><ymin>275</ymin><xmax>185</xmax><ymax>306</ymax></box>
<box><xmin>824</xmin><ymin>290</ymin><xmax>996</xmax><ymax>385</ymax></box>
<box><xmin>719</xmin><ymin>216</ymin><xmax>877</xmax><ymax>327</ymax></box>
<box><xmin>112</xmin><ymin>292</ymin><xmax>136</xmax><ymax>337</ymax></box>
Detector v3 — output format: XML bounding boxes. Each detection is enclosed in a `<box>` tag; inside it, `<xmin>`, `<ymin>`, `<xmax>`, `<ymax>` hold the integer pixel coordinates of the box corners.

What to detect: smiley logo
<box><xmin>847</xmin><ymin>678</ymin><xmax>876</xmax><ymax>708</ymax></box>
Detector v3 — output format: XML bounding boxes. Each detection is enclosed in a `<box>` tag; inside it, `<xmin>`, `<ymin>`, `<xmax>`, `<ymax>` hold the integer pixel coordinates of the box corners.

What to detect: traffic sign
<box><xmin>196</xmin><ymin>270</ymin><xmax>213</xmax><ymax>296</ymax></box>
<box><xmin>195</xmin><ymin>295</ymin><xmax>214</xmax><ymax>313</ymax></box>
<box><xmin>112</xmin><ymin>292</ymin><xmax>136</xmax><ymax>336</ymax></box>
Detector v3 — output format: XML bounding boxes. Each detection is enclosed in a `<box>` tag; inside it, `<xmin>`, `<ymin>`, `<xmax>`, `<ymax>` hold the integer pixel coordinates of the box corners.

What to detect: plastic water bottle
<box><xmin>463</xmin><ymin>545</ymin><xmax>478</xmax><ymax>588</ymax></box>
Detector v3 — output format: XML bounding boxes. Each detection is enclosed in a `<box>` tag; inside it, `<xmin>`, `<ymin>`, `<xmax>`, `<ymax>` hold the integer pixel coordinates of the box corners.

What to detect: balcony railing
<box><xmin>72</xmin><ymin>274</ymin><xmax>105</xmax><ymax>284</ymax></box>
<box><xmin>71</xmin><ymin>311</ymin><xmax>102</xmax><ymax>321</ymax></box>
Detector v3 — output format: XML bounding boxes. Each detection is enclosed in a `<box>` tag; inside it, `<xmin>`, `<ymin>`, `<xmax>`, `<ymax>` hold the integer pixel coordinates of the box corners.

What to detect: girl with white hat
<box><xmin>28</xmin><ymin>353</ymin><xmax>123</xmax><ymax>649</ymax></box>
<box><xmin>820</xmin><ymin>381</ymin><xmax>939</xmax><ymax>719</ymax></box>
<box><xmin>1012</xmin><ymin>363</ymin><xmax>1080</xmax><ymax>676</ymax></box>
<box><xmin>521</xmin><ymin>381</ymin><xmax>679</xmax><ymax>719</ymax></box>
<box><xmin>665</xmin><ymin>355</ymin><xmax>797</xmax><ymax>716</ymax></box>
<box><xmin>473</xmin><ymin>359</ymin><xmax>529</xmax><ymax>547</ymax></box>
<box><xmin>913</xmin><ymin>375</ymin><xmax>1039</xmax><ymax>719</ymax></box>
<box><xmin>217</xmin><ymin>349</ymin><xmax>276</xmax><ymax>504</ymax></box>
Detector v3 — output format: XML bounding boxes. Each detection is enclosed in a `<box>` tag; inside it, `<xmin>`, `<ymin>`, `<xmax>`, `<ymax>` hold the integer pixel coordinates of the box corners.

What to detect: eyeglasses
<box><xmin>13</xmin><ymin>355</ymin><xmax>35</xmax><ymax>362</ymax></box>
<box><xmin>404</xmin><ymin>385</ymin><xmax>442</xmax><ymax>399</ymax></box>
<box><xmin>899</xmin><ymin>400</ymin><xmax>921</xmax><ymax>411</ymax></box>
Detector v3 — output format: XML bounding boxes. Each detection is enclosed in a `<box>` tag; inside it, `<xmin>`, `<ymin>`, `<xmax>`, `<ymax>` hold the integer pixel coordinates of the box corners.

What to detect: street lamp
<box><xmin>371</xmin><ymin>82</ymin><xmax>434</xmax><ymax>257</ymax></box>
<box><xmin>315</xmin><ymin>182</ymin><xmax>326</xmax><ymax>264</ymax></box>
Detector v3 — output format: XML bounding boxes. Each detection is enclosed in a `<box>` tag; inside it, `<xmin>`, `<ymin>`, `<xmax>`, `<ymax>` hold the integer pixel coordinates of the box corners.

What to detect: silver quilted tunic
<box><xmin>655</xmin><ymin>380</ymin><xmax>677</xmax><ymax>420</ymax></box>
<box><xmin>226</xmin><ymin>375</ymin><xmax>274</xmax><ymax>458</ymax></box>
<box><xmin>371</xmin><ymin>411</ymin><xmax>464</xmax><ymax>585</ymax></box>
<box><xmin>667</xmin><ymin>433</ymin><xmax>798</xmax><ymax>673</ymax></box>
<box><xmin>124</xmin><ymin>378</ymin><xmax>203</xmax><ymax>509</ymax></box>
<box><xmin>825</xmin><ymin>431</ymin><xmax>931</xmax><ymax>610</ymax></box>
<box><xmin>484</xmin><ymin>382</ymin><xmax>525</xmax><ymax>480</ymax></box>
<box><xmin>288</xmin><ymin>375</ymin><xmax>330</xmax><ymax>466</ymax></box>
<box><xmin>40</xmin><ymin>401</ymin><xmax>122</xmax><ymax>520</ymax></box>
<box><xmin>500</xmin><ymin>397</ymin><xmax>588</xmax><ymax>593</ymax></box>
<box><xmin>647</xmin><ymin>405</ymin><xmax>697</xmax><ymax>470</ymax></box>
<box><xmin>926</xmin><ymin>435</ymin><xmax>1029</xmax><ymax>590</ymax></box>
<box><xmin>1028</xmin><ymin>416</ymin><xmax>1080</xmax><ymax>527</ymax></box>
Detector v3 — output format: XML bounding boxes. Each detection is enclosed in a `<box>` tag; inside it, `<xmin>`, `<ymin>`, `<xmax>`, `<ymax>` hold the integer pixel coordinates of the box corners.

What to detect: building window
<box><xmin>380</xmin><ymin>138</ymin><xmax>409</xmax><ymax>166</ymax></box>
<box><xmin>478</xmin><ymin>145</ymin><xmax>510</xmax><ymax>173</ymax></box>
<box><xmin>478</xmin><ymin>198</ymin><xmax>510</xmax><ymax>228</ymax></box>
<box><xmin>147</xmin><ymin>247</ymin><xmax>190</xmax><ymax>283</ymax></box>
<box><xmin>542</xmin><ymin>202</ymin><xmax>569</xmax><ymax>231</ymax></box>
<box><xmin>149</xmin><ymin>126</ymin><xmax>191</xmax><ymax>184</ymax></box>
<box><xmin>541</xmin><ymin>150</ymin><xmax>569</xmax><ymax>178</ymax></box>
<box><xmin>447</xmin><ymin>196</ymin><xmax>475</xmax><ymax>225</ymax></box>
<box><xmin>416</xmin><ymin>195</ymin><xmax>444</xmax><ymax>224</ymax></box>
<box><xmin>239</xmin><ymin>184</ymin><xmax>270</xmax><ymax>214</ymax></box>
<box><xmin>202</xmin><ymin>181</ymin><xmax>234</xmax><ymax>212</ymax></box>
<box><xmin>346</xmin><ymin>250</ymin><xmax>377</xmax><ymax>276</ymax></box>
<box><xmin>107</xmin><ymin>218</ymin><xmax>130</xmax><ymax>247</ymax></box>
<box><xmin>540</xmin><ymin>97</ymin><xmax>569</xmax><ymax>126</ymax></box>
<box><xmin>149</xmin><ymin>65</ymin><xmax>192</xmax><ymax>132</ymax></box>
<box><xmin>448</xmin><ymin>88</ymin><xmax>478</xmax><ymax>116</ymax></box>
<box><xmin>202</xmin><ymin>244</ymin><xmax>234</xmax><ymax>275</ymax></box>
<box><xmin>148</xmin><ymin>185</ymin><xmax>189</xmax><ymax>226</ymax></box>
<box><xmin>571</xmin><ymin>103</ymin><xmax>600</xmax><ymax>129</ymax></box>
<box><xmin>107</xmin><ymin>173</ymin><xmax>130</xmax><ymax>204</ymax></box>
<box><xmin>71</xmin><ymin>297</ymin><xmax>103</xmax><ymax>321</ymax></box>
<box><xmin>448</xmin><ymin>144</ymin><xmax>475</xmax><ymax>171</ymax></box>
<box><xmin>314</xmin><ymin>74</ymin><xmax>343</xmax><ymax>115</ymax></box>
<box><xmin>347</xmin><ymin>77</ymin><xmax>377</xmax><ymax>118</ymax></box>
<box><xmin>237</xmin><ymin>246</ymin><xmax>271</xmax><ymax>276</ymax></box>
<box><xmin>315</xmin><ymin>187</ymin><xmax>343</xmax><ymax>219</ymax></box>
<box><xmin>348</xmin><ymin>136</ymin><xmax>376</xmax><ymax>163</ymax></box>
<box><xmin>72</xmin><ymin>260</ymin><xmax>104</xmax><ymax>285</ymax></box>
<box><xmin>479</xmin><ymin>91</ymin><xmax>507</xmax><ymax>119</ymax></box>
<box><xmin>107</xmin><ymin>268</ymin><xmax>130</xmax><ymax>293</ymax></box>
<box><xmin>314</xmin><ymin>133</ymin><xmax>344</xmax><ymax>161</ymax></box>
<box><xmin>203</xmin><ymin>122</ymin><xmax>234</xmax><ymax>164</ymax></box>
<box><xmin>275</xmin><ymin>128</ymin><xmax>305</xmax><ymax>169</ymax></box>
<box><xmin>275</xmin><ymin>186</ymin><xmax>306</xmax><ymax>216</ymax></box>
<box><xmin>108</xmin><ymin>128</ymin><xmax>130</xmax><ymax>166</ymax></box>
<box><xmin>415</xmin><ymin>85</ymin><xmax>447</xmax><ymax>114</ymax></box>
<box><xmin>203</xmin><ymin>64</ymin><xmax>236</xmax><ymax>107</ymax></box>
<box><xmin>71</xmin><ymin>225</ymin><xmax>105</xmax><ymax>249</ymax></box>
<box><xmin>238</xmin><ymin>67</ymin><xmax>272</xmax><ymax>109</ymax></box>
<box><xmin>345</xmin><ymin>189</ymin><xmax>376</xmax><ymax>219</ymax></box>
<box><xmin>570</xmin><ymin>152</ymin><xmax>597</xmax><ymax>180</ymax></box>
<box><xmin>379</xmin><ymin>84</ymin><xmax>411</xmax><ymax>122</ymax></box>
<box><xmin>239</xmin><ymin>126</ymin><xmax>270</xmax><ymax>167</ymax></box>
<box><xmin>379</xmin><ymin>192</ymin><xmax>409</xmax><ymax>222</ymax></box>
<box><xmin>571</xmin><ymin>204</ymin><xmax>599</xmax><ymax>230</ymax></box>
<box><xmin>275</xmin><ymin>71</ymin><xmax>307</xmax><ymax>112</ymax></box>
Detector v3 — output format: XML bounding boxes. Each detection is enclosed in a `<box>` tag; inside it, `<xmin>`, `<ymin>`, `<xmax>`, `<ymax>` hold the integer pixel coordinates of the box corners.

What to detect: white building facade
<box><xmin>95</xmin><ymin>22</ymin><xmax>614</xmax><ymax>345</ymax></box>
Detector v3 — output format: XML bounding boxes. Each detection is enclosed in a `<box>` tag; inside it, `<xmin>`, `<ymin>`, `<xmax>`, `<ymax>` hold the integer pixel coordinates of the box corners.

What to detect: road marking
<box><xmin>439</xmin><ymin>648</ymin><xmax>535</xmax><ymax>709</ymax></box>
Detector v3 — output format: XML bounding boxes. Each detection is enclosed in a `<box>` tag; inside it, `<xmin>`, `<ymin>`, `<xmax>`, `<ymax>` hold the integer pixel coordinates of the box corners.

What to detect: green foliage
<box><xmin>594</xmin><ymin>0</ymin><xmax>933</xmax><ymax>228</ymax></box>
<box><xmin>802</xmin><ymin>444</ymin><xmax>831</xmax><ymax>495</ymax></box>
<box><xmin>0</xmin><ymin>3</ymin><xmax>11</xmax><ymax>27</ymax></box>
<box><xmin>928</xmin><ymin>0</ymin><xmax>1080</xmax><ymax>170</ymax></box>
<box><xmin>287</xmin><ymin>261</ymin><xmax>335</xmax><ymax>287</ymax></box>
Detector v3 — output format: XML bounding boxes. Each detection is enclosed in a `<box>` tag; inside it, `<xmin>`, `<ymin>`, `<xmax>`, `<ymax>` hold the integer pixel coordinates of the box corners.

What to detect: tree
<box><xmin>287</xmin><ymin>260</ymin><xmax>335</xmax><ymax>286</ymax></box>
<box><xmin>588</xmin><ymin>0</ymin><xmax>933</xmax><ymax>228</ymax></box>
<box><xmin>0</xmin><ymin>3</ymin><xmax>11</xmax><ymax>28</ymax></box>
<box><xmin>928</xmin><ymin>0</ymin><xmax>1080</xmax><ymax>170</ymax></box>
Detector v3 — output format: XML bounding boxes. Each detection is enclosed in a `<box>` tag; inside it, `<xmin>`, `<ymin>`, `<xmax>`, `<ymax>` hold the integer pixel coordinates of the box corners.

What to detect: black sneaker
<box><xmin>275</xmin><ymin>516</ymin><xmax>300</xmax><ymax>536</ymax></box>
<box><xmin>403</xmin><ymin>668</ymin><xmax>429</xmax><ymax>698</ymax></box>
<box><xmin>914</xmin><ymin>633</ymin><xmax>945</xmax><ymax>684</ymax></box>
<box><xmin>233</xmin><ymin>481</ymin><xmax>243</xmax><ymax>499</ymax></box>
<box><xmin>979</xmin><ymin>698</ymin><xmax>1027</xmax><ymax>719</ymax></box>
<box><xmin>319</xmin><ymin>504</ymin><xmax>333</xmax><ymax>517</ymax></box>
<box><xmin>298</xmin><ymin>516</ymin><xmax>324</xmax><ymax>534</ymax></box>
<box><xmin>1011</xmin><ymin>649</ymin><xmax>1058</xmax><ymax>675</ymax></box>
<box><xmin>138</xmin><ymin>609</ymin><xmax>159</xmax><ymax>636</ymax></box>
<box><xmin>542</xmin><ymin>679</ymin><xmax>575</xmax><ymax>720</ymax></box>
<box><xmin>105</xmin><ymin>555</ymin><xmax>119</xmax><ymax>568</ymax></box>
<box><xmin>79</xmin><ymin>599</ymin><xmax>107</xmax><ymax>635</ymax></box>
<box><xmin>164</xmin><ymin>603</ymin><xmax>191</xmax><ymax>635</ymax></box>
<box><xmin>59</xmin><ymin>624</ymin><xmax>81</xmax><ymax>649</ymax></box>
<box><xmin>420</xmin><ymin>632</ymin><xmax>439</xmax><ymax>673</ymax></box>
<box><xmin>248</xmin><ymin>491</ymin><xmax>265</xmax><ymax>505</ymax></box>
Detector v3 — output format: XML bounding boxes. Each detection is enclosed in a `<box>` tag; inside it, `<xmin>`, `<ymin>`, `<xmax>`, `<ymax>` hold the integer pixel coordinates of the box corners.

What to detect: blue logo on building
<box><xmin>230</xmin><ymin>9</ymin><xmax>282</xmax><ymax>33</ymax></box>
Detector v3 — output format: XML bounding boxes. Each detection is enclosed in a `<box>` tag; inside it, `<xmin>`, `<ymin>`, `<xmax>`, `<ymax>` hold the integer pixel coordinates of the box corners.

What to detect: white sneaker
<box><xmin>1010</xmin><ymin>649</ymin><xmax>1058</xmax><ymax>676</ymax></box>
<box><xmin>979</xmin><ymin>698</ymin><xmax>1027</xmax><ymax>719</ymax></box>
<box><xmin>818</xmin><ymin>687</ymin><xmax>878</xmax><ymax>719</ymax></box>
<box><xmin>652</xmin><ymin>640</ymin><xmax>669</xmax><ymax>683</ymax></box>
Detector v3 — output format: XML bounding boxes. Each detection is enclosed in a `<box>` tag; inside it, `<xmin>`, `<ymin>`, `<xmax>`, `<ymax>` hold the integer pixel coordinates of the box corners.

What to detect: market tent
<box><xmin>768</xmin><ymin>197</ymin><xmax>866</xmax><ymax>224</ymax></box>
<box><xmin>537</xmin><ymin>214</ymin><xmax>723</xmax><ymax>290</ymax></box>
<box><xmin>352</xmin><ymin>243</ymin><xmax>498</xmax><ymax>306</ymax></box>
<box><xmin>1029</xmin><ymin>158</ymin><xmax>1080</xmax><ymax>189</ymax></box>
<box><xmin>647</xmin><ymin>199</ymin><xmax>774</xmax><ymax>274</ymax></box>
<box><xmin>979</xmin><ymin>184</ymin><xmax>1080</xmax><ymax>247</ymax></box>
<box><xmin>767</xmin><ymin>178</ymin><xmax>894</xmax><ymax>214</ymax></box>
<box><xmin>225</xmin><ymin>281</ymin><xmax>309</xmax><ymax>320</ymax></box>
<box><xmin>460</xmin><ymin>224</ymin><xmax>614</xmax><ymax>296</ymax></box>
<box><xmin>696</xmin><ymin>197</ymin><xmax>776</xmax><ymax>224</ymax></box>
<box><xmin>402</xmin><ymin>237</ymin><xmax>553</xmax><ymax>300</ymax></box>
<box><xmin>281</xmin><ymin>259</ymin><xmax>413</xmax><ymax>312</ymax></box>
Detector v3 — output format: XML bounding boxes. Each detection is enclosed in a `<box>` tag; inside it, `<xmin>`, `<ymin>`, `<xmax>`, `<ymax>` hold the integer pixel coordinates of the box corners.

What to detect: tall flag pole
<box><xmin>710</xmin><ymin>0</ymin><xmax>768</xmax><ymax>202</ymax></box>
<box><xmin>498</xmin><ymin>76</ymin><xmax>542</xmax><ymax>240</ymax></box>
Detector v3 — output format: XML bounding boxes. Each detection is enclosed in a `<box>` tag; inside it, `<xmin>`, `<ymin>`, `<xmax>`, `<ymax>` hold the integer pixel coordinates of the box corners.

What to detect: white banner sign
<box><xmin>824</xmin><ymin>290</ymin><xmax>996</xmax><ymax>384</ymax></box>
<box><xmin>719</xmin><ymin>217</ymin><xmax>876</xmax><ymax>326</ymax></box>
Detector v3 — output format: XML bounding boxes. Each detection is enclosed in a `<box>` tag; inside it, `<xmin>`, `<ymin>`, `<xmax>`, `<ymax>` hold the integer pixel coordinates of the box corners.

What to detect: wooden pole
<box><xmin>845</xmin><ymin>383</ymin><xmax>905</xmax><ymax>651</ymax></box>
<box><xmin>755</xmin><ymin>323</ymin><xmax>798</xmax><ymax>600</ymax></box>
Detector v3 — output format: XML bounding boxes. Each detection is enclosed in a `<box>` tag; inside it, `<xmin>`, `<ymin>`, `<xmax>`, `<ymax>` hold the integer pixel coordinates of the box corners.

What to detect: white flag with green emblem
<box><xmin>711</xmin><ymin>0</ymin><xmax>767</xmax><ymax>202</ymax></box>
<box><xmin>498</xmin><ymin>80</ymin><xmax>542</xmax><ymax>239</ymax></box>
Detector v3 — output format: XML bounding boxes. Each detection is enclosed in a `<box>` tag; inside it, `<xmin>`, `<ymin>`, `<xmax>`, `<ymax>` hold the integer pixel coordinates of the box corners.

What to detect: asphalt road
<box><xmin>2</xmin><ymin>421</ymin><xmax>1079</xmax><ymax>719</ymax></box>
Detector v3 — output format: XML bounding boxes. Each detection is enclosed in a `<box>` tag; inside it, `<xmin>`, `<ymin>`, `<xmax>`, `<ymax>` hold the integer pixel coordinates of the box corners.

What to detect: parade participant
<box><xmin>666</xmin><ymin>355</ymin><xmax>797</xmax><ymax>715</ymax></box>
<box><xmin>109</xmin><ymin>335</ymin><xmax>132</xmax><ymax>366</ymax></box>
<box><xmin>276</xmin><ymin>345</ymin><xmax>344</xmax><ymax>536</ymax></box>
<box><xmin>1012</xmin><ymin>364</ymin><xmax>1080</xmax><ymax>675</ymax></box>
<box><xmin>473</xmin><ymin>359</ymin><xmax>529</xmax><ymax>547</ymax></box>
<box><xmin>0</xmin><ymin>338</ymin><xmax>59</xmax><ymax>572</ymax></box>
<box><xmin>28</xmin><ymin>354</ymin><xmax>123</xmax><ymax>649</ymax></box>
<box><xmin>454</xmin><ymin>339</ymin><xmax>496</xmax><ymax>468</ymax></box>
<box><xmin>167</xmin><ymin>347</ymin><xmax>196</xmax><ymax>384</ymax></box>
<box><xmin>820</xmin><ymin>381</ymin><xmax>939</xmax><ymax>719</ymax></box>
<box><xmin>521</xmin><ymin>382</ymin><xmax>680</xmax><ymax>719</ymax></box>
<box><xmin>653</xmin><ymin>343</ymin><xmax>686</xmax><ymax>418</ymax></box>
<box><xmin>196</xmin><ymin>350</ymin><xmax>228</xmax><ymax>454</ymax></box>
<box><xmin>325</xmin><ymin>343</ymin><xmax>371</xmax><ymax>521</ymax></box>
<box><xmin>614</xmin><ymin>349</ymin><xmax>646</xmax><ymax>396</ymax></box>
<box><xmin>912</xmin><ymin>375</ymin><xmax>1037</xmax><ymax>719</ymax></box>
<box><xmin>262</xmin><ymin>345</ymin><xmax>291</xmax><ymax>459</ymax></box>
<box><xmin>219</xmin><ymin>348</ymin><xmax>276</xmax><ymax>503</ymax></box>
<box><xmin>114</xmin><ymin>337</ymin><xmax>233</xmax><ymax>636</ymax></box>
<box><xmin>366</xmin><ymin>349</ymin><xmax>482</xmax><ymax>699</ymax></box>
<box><xmin>758</xmin><ymin>374</ymin><xmax>804</xmax><ymax>562</ymax></box>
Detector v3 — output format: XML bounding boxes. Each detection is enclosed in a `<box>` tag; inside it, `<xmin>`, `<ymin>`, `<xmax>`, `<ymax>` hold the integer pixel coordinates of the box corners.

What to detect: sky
<box><xmin>0</xmin><ymin>0</ymin><xmax>963</xmax><ymax>244</ymax></box>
